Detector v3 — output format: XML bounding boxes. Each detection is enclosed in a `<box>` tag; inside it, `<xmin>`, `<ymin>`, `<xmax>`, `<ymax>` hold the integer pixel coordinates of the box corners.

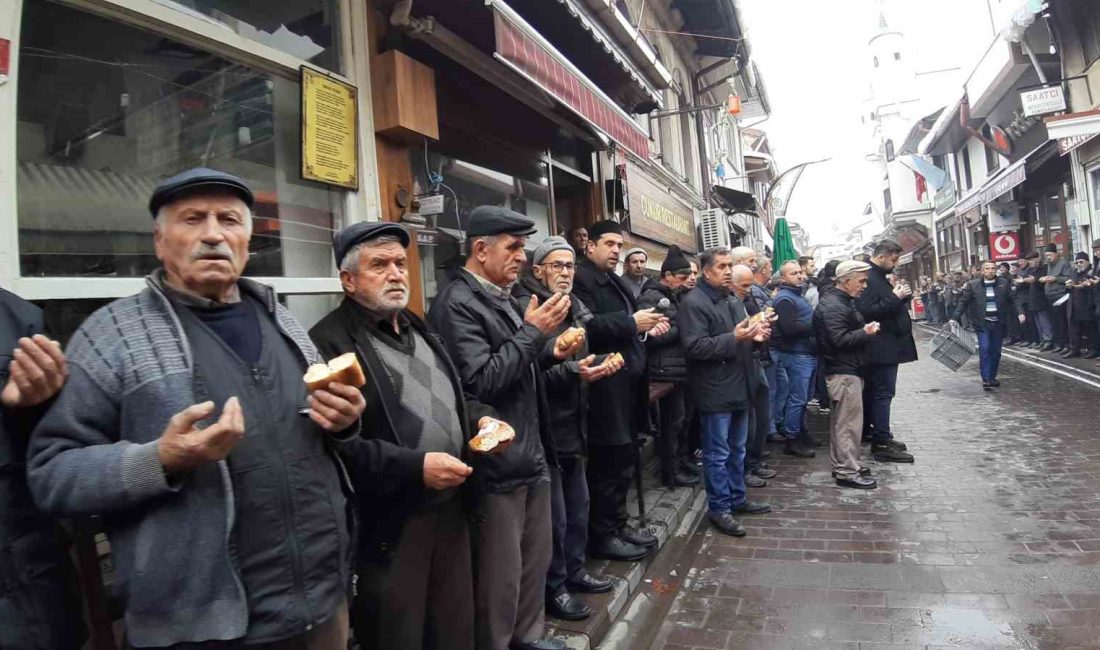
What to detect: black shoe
<box><xmin>766</xmin><ymin>432</ymin><xmax>786</xmax><ymax>444</ymax></box>
<box><xmin>680</xmin><ymin>461</ymin><xmax>702</xmax><ymax>477</ymax></box>
<box><xmin>989</xmin><ymin>379</ymin><xmax>1000</xmax><ymax>387</ymax></box>
<box><xmin>753</xmin><ymin>466</ymin><xmax>778</xmax><ymax>479</ymax></box>
<box><xmin>515</xmin><ymin>638</ymin><xmax>568</xmax><ymax>650</ymax></box>
<box><xmin>876</xmin><ymin>438</ymin><xmax>907</xmax><ymax>451</ymax></box>
<box><xmin>708</xmin><ymin>512</ymin><xmax>746</xmax><ymax>536</ymax></box>
<box><xmin>871</xmin><ymin>445</ymin><xmax>914</xmax><ymax>463</ymax></box>
<box><xmin>1040</xmin><ymin>342</ymin><xmax>1054</xmax><ymax>352</ymax></box>
<box><xmin>745</xmin><ymin>473</ymin><xmax>767</xmax><ymax>488</ymax></box>
<box><xmin>832</xmin><ymin>467</ymin><xmax>872</xmax><ymax>478</ymax></box>
<box><xmin>566</xmin><ymin>572</ymin><xmax>613</xmax><ymax>594</ymax></box>
<box><xmin>783</xmin><ymin>440</ymin><xmax>815</xmax><ymax>458</ymax></box>
<box><xmin>1063</xmin><ymin>350</ymin><xmax>1081</xmax><ymax>359</ymax></box>
<box><xmin>1084</xmin><ymin>351</ymin><xmax>1099</xmax><ymax>360</ymax></box>
<box><xmin>732</xmin><ymin>500</ymin><xmax>772</xmax><ymax>515</ymax></box>
<box><xmin>799</xmin><ymin>431</ymin><xmax>823</xmax><ymax>448</ymax></box>
<box><xmin>836</xmin><ymin>475</ymin><xmax>878</xmax><ymax>489</ymax></box>
<box><xmin>619</xmin><ymin>525</ymin><xmax>658</xmax><ymax>548</ymax></box>
<box><xmin>546</xmin><ymin>590</ymin><xmax>592</xmax><ymax>621</ymax></box>
<box><xmin>589</xmin><ymin>536</ymin><xmax>649</xmax><ymax>561</ymax></box>
<box><xmin>761</xmin><ymin>450</ymin><xmax>772</xmax><ymax>459</ymax></box>
<box><xmin>982</xmin><ymin>381</ymin><xmax>992</xmax><ymax>390</ymax></box>
<box><xmin>664</xmin><ymin>470</ymin><xmax>700</xmax><ymax>488</ymax></box>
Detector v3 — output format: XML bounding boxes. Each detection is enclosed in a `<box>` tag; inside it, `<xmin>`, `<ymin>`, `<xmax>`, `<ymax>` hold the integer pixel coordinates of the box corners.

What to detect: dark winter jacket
<box><xmin>1028</xmin><ymin>263</ymin><xmax>1051</xmax><ymax>310</ymax></box>
<box><xmin>772</xmin><ymin>284</ymin><xmax>816</xmax><ymax>355</ymax></box>
<box><xmin>0</xmin><ymin>290</ymin><xmax>86</xmax><ymax>650</ymax></box>
<box><xmin>855</xmin><ymin>262</ymin><xmax>918</xmax><ymax>366</ymax></box>
<box><xmin>636</xmin><ymin>282</ymin><xmax>687</xmax><ymax>384</ymax></box>
<box><xmin>678</xmin><ymin>281</ymin><xmax>764</xmax><ymax>413</ymax></box>
<box><xmin>1070</xmin><ymin>268</ymin><xmax>1095</xmax><ymax>322</ymax></box>
<box><xmin>309</xmin><ymin>298</ymin><xmax>495</xmax><ymax>562</ymax></box>
<box><xmin>814</xmin><ymin>285</ymin><xmax>872</xmax><ymax>377</ymax></box>
<box><xmin>952</xmin><ymin>277</ymin><xmax>1020</xmax><ymax>331</ymax></box>
<box><xmin>1044</xmin><ymin>258</ymin><xmax>1072</xmax><ymax>302</ymax></box>
<box><xmin>426</xmin><ymin>270</ymin><xmax>551</xmax><ymax>491</ymax></box>
<box><xmin>512</xmin><ymin>273</ymin><xmax>597</xmax><ymax>458</ymax></box>
<box><xmin>572</xmin><ymin>257</ymin><xmax>648</xmax><ymax>447</ymax></box>
<box><xmin>27</xmin><ymin>277</ymin><xmax>354</xmax><ymax>648</ymax></box>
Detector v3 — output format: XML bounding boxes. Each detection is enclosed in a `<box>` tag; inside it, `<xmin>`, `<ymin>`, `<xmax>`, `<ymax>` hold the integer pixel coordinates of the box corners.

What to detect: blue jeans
<box><xmin>777</xmin><ymin>352</ymin><xmax>816</xmax><ymax>439</ymax></box>
<box><xmin>764</xmin><ymin>350</ymin><xmax>779</xmax><ymax>434</ymax></box>
<box><xmin>772</xmin><ymin>350</ymin><xmax>788</xmax><ymax>433</ymax></box>
<box><xmin>862</xmin><ymin>364</ymin><xmax>898</xmax><ymax>444</ymax></box>
<box><xmin>700</xmin><ymin>410</ymin><xmax>750</xmax><ymax>514</ymax></box>
<box><xmin>1033</xmin><ymin>309</ymin><xmax>1053</xmax><ymax>343</ymax></box>
<box><xmin>977</xmin><ymin>323</ymin><xmax>1004</xmax><ymax>382</ymax></box>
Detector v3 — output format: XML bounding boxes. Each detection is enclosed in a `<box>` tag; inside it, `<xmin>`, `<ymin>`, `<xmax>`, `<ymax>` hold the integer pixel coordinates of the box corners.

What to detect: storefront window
<box><xmin>409</xmin><ymin>151</ymin><xmax>551</xmax><ymax>311</ymax></box>
<box><xmin>154</xmin><ymin>0</ymin><xmax>341</xmax><ymax>71</ymax></box>
<box><xmin>16</xmin><ymin>0</ymin><xmax>345</xmax><ymax>278</ymax></box>
<box><xmin>1030</xmin><ymin>189</ymin><xmax>1065</xmax><ymax>252</ymax></box>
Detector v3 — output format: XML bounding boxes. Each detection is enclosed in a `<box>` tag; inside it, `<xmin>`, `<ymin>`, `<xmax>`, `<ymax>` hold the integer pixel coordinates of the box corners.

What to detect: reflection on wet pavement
<box><xmin>651</xmin><ymin>334</ymin><xmax>1100</xmax><ymax>649</ymax></box>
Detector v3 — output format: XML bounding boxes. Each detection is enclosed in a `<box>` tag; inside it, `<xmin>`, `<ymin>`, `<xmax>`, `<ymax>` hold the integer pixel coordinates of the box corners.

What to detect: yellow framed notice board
<box><xmin>301</xmin><ymin>66</ymin><xmax>359</xmax><ymax>190</ymax></box>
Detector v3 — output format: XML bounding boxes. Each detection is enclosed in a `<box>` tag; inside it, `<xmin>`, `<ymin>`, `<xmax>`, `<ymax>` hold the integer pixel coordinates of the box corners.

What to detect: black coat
<box><xmin>427</xmin><ymin>270</ymin><xmax>553</xmax><ymax>487</ymax></box>
<box><xmin>855</xmin><ymin>262</ymin><xmax>918</xmax><ymax>366</ymax></box>
<box><xmin>636</xmin><ymin>282</ymin><xmax>687</xmax><ymax>384</ymax></box>
<box><xmin>814</xmin><ymin>285</ymin><xmax>871</xmax><ymax>377</ymax></box>
<box><xmin>512</xmin><ymin>274</ymin><xmax>596</xmax><ymax>458</ymax></box>
<box><xmin>952</xmin><ymin>277</ymin><xmax>1020</xmax><ymax>331</ymax></box>
<box><xmin>572</xmin><ymin>257</ymin><xmax>648</xmax><ymax>447</ymax></box>
<box><xmin>0</xmin><ymin>289</ymin><xmax>86</xmax><ymax>649</ymax></box>
<box><xmin>1070</xmin><ymin>268</ymin><xmax>1095</xmax><ymax>322</ymax></box>
<box><xmin>309</xmin><ymin>298</ymin><xmax>494</xmax><ymax>562</ymax></box>
<box><xmin>678</xmin><ymin>282</ymin><xmax>764</xmax><ymax>413</ymax></box>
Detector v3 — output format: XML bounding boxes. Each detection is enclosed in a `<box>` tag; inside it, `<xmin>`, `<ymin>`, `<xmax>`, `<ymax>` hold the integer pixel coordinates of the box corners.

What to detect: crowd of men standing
<box><xmin>2</xmin><ymin>167</ymin><xmax>929</xmax><ymax>650</ymax></box>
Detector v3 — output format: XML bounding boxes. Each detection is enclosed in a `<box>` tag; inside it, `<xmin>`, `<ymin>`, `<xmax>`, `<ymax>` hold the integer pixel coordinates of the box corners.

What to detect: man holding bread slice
<box><xmin>513</xmin><ymin>235</ymin><xmax>623</xmax><ymax>623</ymax></box>
<box><xmin>310</xmin><ymin>221</ymin><xmax>508</xmax><ymax>650</ymax></box>
<box><xmin>429</xmin><ymin>207</ymin><xmax>583</xmax><ymax>650</ymax></box>
<box><xmin>27</xmin><ymin>169</ymin><xmax>365</xmax><ymax>649</ymax></box>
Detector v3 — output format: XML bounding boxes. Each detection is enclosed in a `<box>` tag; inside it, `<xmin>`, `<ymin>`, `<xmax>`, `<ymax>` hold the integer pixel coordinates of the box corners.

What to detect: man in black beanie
<box><xmin>637</xmin><ymin>246</ymin><xmax>701</xmax><ymax>488</ymax></box>
<box><xmin>573</xmin><ymin>220</ymin><xmax>669</xmax><ymax>561</ymax></box>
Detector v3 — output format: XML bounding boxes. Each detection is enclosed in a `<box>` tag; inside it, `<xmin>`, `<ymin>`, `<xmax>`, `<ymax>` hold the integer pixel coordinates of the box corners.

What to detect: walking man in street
<box><xmin>680</xmin><ymin>255</ymin><xmax>772</xmax><ymax>537</ymax></box>
<box><xmin>28</xmin><ymin>168</ymin><xmax>365</xmax><ymax>649</ymax></box>
<box><xmin>573</xmin><ymin>221</ymin><xmax>668</xmax><ymax>562</ymax></box>
<box><xmin>310</xmin><ymin>222</ymin><xmax>503</xmax><ymax>649</ymax></box>
<box><xmin>428</xmin><ymin>206</ymin><xmax>582</xmax><ymax>650</ymax></box>
<box><xmin>950</xmin><ymin>261</ymin><xmax>1024</xmax><ymax>389</ymax></box>
<box><xmin>856</xmin><ymin>240</ymin><xmax>916</xmax><ymax>464</ymax></box>
<box><xmin>816</xmin><ymin>261</ymin><xmax>879</xmax><ymax>489</ymax></box>
<box><xmin>511</xmin><ymin>236</ymin><xmax>619</xmax><ymax>622</ymax></box>
<box><xmin>637</xmin><ymin>245</ymin><xmax>700</xmax><ymax>489</ymax></box>
<box><xmin>772</xmin><ymin>261</ymin><xmax>817</xmax><ymax>459</ymax></box>
<box><xmin>1040</xmin><ymin>244</ymin><xmax>1072</xmax><ymax>354</ymax></box>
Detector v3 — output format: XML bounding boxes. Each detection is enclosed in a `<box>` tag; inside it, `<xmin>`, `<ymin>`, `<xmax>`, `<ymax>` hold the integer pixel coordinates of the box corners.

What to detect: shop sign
<box><xmin>1020</xmin><ymin>86</ymin><xmax>1067</xmax><ymax>117</ymax></box>
<box><xmin>955</xmin><ymin>188</ymin><xmax>983</xmax><ymax>215</ymax></box>
<box><xmin>415</xmin><ymin>228</ymin><xmax>441</xmax><ymax>247</ymax></box>
<box><xmin>980</xmin><ymin>159</ymin><xmax>1027</xmax><ymax>205</ymax></box>
<box><xmin>1058</xmin><ymin>133</ymin><xmax>1098</xmax><ymax>156</ymax></box>
<box><xmin>933</xmin><ymin>181</ymin><xmax>955</xmax><ymax>214</ymax></box>
<box><xmin>0</xmin><ymin>38</ymin><xmax>9</xmax><ymax>86</ymax></box>
<box><xmin>417</xmin><ymin>194</ymin><xmax>444</xmax><ymax>216</ymax></box>
<box><xmin>625</xmin><ymin>163</ymin><xmax>697</xmax><ymax>252</ymax></box>
<box><xmin>300</xmin><ymin>66</ymin><xmax>359</xmax><ymax>190</ymax></box>
<box><xmin>990</xmin><ymin>231</ymin><xmax>1020</xmax><ymax>261</ymax></box>
<box><xmin>988</xmin><ymin>204</ymin><xmax>1020</xmax><ymax>232</ymax></box>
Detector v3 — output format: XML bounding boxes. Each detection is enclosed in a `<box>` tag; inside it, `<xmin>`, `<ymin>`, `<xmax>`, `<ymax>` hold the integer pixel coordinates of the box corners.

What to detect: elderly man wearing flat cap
<box><xmin>814</xmin><ymin>261</ymin><xmax>880</xmax><ymax>490</ymax></box>
<box><xmin>27</xmin><ymin>168</ymin><xmax>365</xmax><ymax>649</ymax></box>
<box><xmin>428</xmin><ymin>207</ymin><xmax>582</xmax><ymax>650</ymax></box>
<box><xmin>309</xmin><ymin>222</ymin><xmax>508</xmax><ymax>649</ymax></box>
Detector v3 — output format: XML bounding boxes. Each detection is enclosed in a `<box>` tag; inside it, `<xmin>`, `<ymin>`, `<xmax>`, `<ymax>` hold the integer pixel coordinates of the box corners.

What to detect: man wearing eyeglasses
<box><xmin>513</xmin><ymin>236</ymin><xmax>621</xmax><ymax>622</ymax></box>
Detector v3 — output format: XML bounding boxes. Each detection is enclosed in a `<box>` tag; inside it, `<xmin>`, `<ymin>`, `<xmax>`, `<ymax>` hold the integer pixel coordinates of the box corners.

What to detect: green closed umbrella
<box><xmin>772</xmin><ymin>216</ymin><xmax>798</xmax><ymax>267</ymax></box>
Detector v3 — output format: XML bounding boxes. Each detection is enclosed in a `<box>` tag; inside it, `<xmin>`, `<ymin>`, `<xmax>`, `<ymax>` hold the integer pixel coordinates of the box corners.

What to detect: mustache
<box><xmin>383</xmin><ymin>283</ymin><xmax>408</xmax><ymax>295</ymax></box>
<box><xmin>191</xmin><ymin>243</ymin><xmax>236</xmax><ymax>263</ymax></box>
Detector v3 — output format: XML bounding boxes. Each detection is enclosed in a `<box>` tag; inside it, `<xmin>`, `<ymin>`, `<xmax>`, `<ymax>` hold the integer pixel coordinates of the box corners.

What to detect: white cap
<box><xmin>835</xmin><ymin>260</ymin><xmax>871</xmax><ymax>279</ymax></box>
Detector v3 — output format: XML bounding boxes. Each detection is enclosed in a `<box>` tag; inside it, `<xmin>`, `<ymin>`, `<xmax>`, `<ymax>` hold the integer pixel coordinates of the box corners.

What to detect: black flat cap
<box><xmin>1092</xmin><ymin>238</ymin><xmax>1100</xmax><ymax>249</ymax></box>
<box><xmin>1044</xmin><ymin>243</ymin><xmax>1059</xmax><ymax>253</ymax></box>
<box><xmin>333</xmin><ymin>222</ymin><xmax>410</xmax><ymax>268</ymax></box>
<box><xmin>148</xmin><ymin>168</ymin><xmax>254</xmax><ymax>217</ymax></box>
<box><xmin>466</xmin><ymin>205</ymin><xmax>537</xmax><ymax>238</ymax></box>
<box><xmin>588</xmin><ymin>219</ymin><xmax>624</xmax><ymax>241</ymax></box>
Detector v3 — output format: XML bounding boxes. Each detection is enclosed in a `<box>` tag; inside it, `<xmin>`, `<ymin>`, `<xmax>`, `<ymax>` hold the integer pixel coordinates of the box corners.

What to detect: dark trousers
<box><xmin>1068</xmin><ymin>317</ymin><xmax>1098</xmax><ymax>353</ymax></box>
<box><xmin>1019</xmin><ymin>308</ymin><xmax>1037</xmax><ymax>343</ymax></box>
<box><xmin>814</xmin><ymin>355</ymin><xmax>831</xmax><ymax>407</ymax></box>
<box><xmin>1051</xmin><ymin>302</ymin><xmax>1069</xmax><ymax>347</ymax></box>
<box><xmin>977</xmin><ymin>323</ymin><xmax>1005</xmax><ymax>383</ymax></box>
<box><xmin>861</xmin><ymin>364</ymin><xmax>898</xmax><ymax>444</ymax></box>
<box><xmin>656</xmin><ymin>385</ymin><xmax>691</xmax><ymax>481</ymax></box>
<box><xmin>474</xmin><ymin>484</ymin><xmax>552</xmax><ymax>650</ymax></box>
<box><xmin>587</xmin><ymin>443</ymin><xmax>633</xmax><ymax>539</ymax></box>
<box><xmin>546</xmin><ymin>458</ymin><xmax>590</xmax><ymax>596</ymax></box>
<box><xmin>745</xmin><ymin>381</ymin><xmax>770</xmax><ymax>472</ymax></box>
<box><xmin>1006</xmin><ymin>309</ymin><xmax>1022</xmax><ymax>341</ymax></box>
<box><xmin>354</xmin><ymin>497</ymin><xmax>473</xmax><ymax>650</ymax></box>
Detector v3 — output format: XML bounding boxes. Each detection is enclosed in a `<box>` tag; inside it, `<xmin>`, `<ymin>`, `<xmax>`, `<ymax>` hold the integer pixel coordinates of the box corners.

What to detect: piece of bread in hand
<box><xmin>555</xmin><ymin>327</ymin><xmax>585</xmax><ymax>353</ymax></box>
<box><xmin>600</xmin><ymin>351</ymin><xmax>624</xmax><ymax>368</ymax></box>
<box><xmin>469</xmin><ymin>417</ymin><xmax>516</xmax><ymax>454</ymax></box>
<box><xmin>303</xmin><ymin>352</ymin><xmax>367</xmax><ymax>392</ymax></box>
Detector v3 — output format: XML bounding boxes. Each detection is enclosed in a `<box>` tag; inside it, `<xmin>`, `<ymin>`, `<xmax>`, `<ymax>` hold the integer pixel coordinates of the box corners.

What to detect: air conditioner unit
<box><xmin>698</xmin><ymin>208</ymin><xmax>731</xmax><ymax>250</ymax></box>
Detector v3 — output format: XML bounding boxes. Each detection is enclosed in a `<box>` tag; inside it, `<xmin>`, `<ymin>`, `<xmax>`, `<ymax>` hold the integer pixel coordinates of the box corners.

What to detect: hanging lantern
<box><xmin>727</xmin><ymin>94</ymin><xmax>742</xmax><ymax>116</ymax></box>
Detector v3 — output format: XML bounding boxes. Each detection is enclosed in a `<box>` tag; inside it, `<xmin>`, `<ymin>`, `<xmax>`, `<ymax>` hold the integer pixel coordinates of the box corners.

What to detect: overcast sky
<box><xmin>738</xmin><ymin>0</ymin><xmax>1001</xmax><ymax>246</ymax></box>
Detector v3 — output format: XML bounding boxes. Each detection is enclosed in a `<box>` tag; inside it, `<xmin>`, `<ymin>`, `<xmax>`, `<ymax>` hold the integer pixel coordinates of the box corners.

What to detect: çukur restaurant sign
<box><xmin>625</xmin><ymin>162</ymin><xmax>697</xmax><ymax>252</ymax></box>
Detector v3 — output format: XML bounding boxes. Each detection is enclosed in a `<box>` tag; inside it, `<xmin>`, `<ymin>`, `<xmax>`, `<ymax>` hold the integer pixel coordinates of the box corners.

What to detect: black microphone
<box><xmin>656</xmin><ymin>297</ymin><xmax>671</xmax><ymax>314</ymax></box>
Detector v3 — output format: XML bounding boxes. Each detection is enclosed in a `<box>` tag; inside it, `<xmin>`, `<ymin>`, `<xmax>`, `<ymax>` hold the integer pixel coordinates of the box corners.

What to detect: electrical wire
<box><xmin>638</xmin><ymin>28</ymin><xmax>749</xmax><ymax>43</ymax></box>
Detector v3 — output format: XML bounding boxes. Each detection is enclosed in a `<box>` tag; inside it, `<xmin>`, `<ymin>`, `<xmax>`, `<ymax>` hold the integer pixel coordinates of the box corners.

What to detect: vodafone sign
<box><xmin>990</xmin><ymin>232</ymin><xmax>1020</xmax><ymax>261</ymax></box>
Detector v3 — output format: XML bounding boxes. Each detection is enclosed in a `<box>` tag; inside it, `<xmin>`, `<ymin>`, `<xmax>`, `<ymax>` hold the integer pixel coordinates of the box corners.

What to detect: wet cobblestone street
<box><xmin>650</xmin><ymin>332</ymin><xmax>1100</xmax><ymax>649</ymax></box>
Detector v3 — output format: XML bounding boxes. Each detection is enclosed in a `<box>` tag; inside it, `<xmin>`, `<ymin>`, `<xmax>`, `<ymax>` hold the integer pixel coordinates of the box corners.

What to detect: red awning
<box><xmin>489</xmin><ymin>0</ymin><xmax>650</xmax><ymax>160</ymax></box>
